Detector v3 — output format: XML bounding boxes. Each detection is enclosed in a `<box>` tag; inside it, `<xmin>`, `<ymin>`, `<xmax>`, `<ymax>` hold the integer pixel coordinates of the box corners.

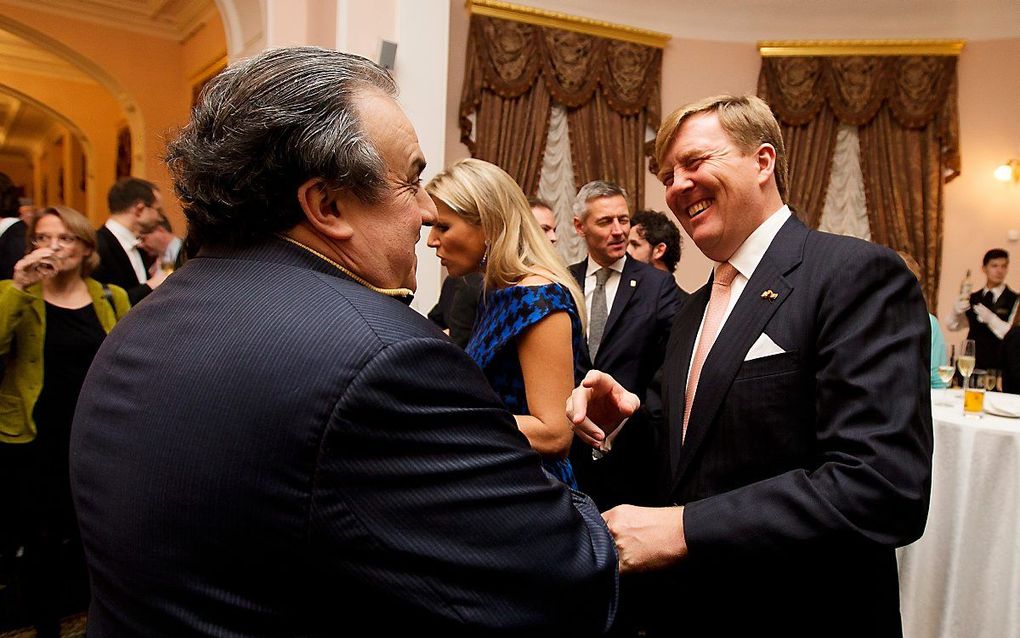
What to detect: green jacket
<box><xmin>0</xmin><ymin>278</ymin><xmax>130</xmax><ymax>443</ymax></box>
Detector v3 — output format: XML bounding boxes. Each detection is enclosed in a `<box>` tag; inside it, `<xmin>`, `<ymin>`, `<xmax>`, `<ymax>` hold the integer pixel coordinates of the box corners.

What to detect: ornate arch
<box><xmin>0</xmin><ymin>83</ymin><xmax>96</xmax><ymax>213</ymax></box>
<box><xmin>0</xmin><ymin>13</ymin><xmax>145</xmax><ymax>181</ymax></box>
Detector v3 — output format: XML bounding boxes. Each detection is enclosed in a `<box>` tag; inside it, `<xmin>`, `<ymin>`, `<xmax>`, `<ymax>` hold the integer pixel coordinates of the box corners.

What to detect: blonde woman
<box><xmin>426</xmin><ymin>158</ymin><xmax>585</xmax><ymax>486</ymax></box>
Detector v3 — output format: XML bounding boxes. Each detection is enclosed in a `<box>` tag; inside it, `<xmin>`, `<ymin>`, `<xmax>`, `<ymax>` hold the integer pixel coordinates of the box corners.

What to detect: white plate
<box><xmin>983</xmin><ymin>395</ymin><xmax>1020</xmax><ymax>418</ymax></box>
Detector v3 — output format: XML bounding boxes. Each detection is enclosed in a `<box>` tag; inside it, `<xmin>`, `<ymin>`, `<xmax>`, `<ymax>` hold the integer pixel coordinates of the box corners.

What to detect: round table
<box><xmin>897</xmin><ymin>388</ymin><xmax>1020</xmax><ymax>638</ymax></box>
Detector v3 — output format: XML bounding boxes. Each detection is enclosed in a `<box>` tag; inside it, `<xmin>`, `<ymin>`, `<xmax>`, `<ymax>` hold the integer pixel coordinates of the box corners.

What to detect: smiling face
<box><xmin>574</xmin><ymin>194</ymin><xmax>630</xmax><ymax>267</ymax></box>
<box><xmin>659</xmin><ymin>111</ymin><xmax>776</xmax><ymax>262</ymax></box>
<box><xmin>426</xmin><ymin>199</ymin><xmax>487</xmax><ymax>277</ymax></box>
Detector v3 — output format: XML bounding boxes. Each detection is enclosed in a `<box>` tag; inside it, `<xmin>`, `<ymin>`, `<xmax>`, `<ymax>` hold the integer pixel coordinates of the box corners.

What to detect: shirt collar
<box><xmin>983</xmin><ymin>284</ymin><xmax>1006</xmax><ymax>297</ymax></box>
<box><xmin>725</xmin><ymin>205</ymin><xmax>791</xmax><ymax>281</ymax></box>
<box><xmin>105</xmin><ymin>218</ymin><xmax>140</xmax><ymax>248</ymax></box>
<box><xmin>586</xmin><ymin>254</ymin><xmax>627</xmax><ymax>278</ymax></box>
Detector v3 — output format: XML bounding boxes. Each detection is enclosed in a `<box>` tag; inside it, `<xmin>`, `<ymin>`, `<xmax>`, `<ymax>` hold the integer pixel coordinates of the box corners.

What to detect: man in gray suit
<box><xmin>71</xmin><ymin>47</ymin><xmax>617</xmax><ymax>637</ymax></box>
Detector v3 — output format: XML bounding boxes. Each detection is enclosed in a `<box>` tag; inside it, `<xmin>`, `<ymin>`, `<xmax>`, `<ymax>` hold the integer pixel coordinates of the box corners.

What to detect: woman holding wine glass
<box><xmin>0</xmin><ymin>206</ymin><xmax>130</xmax><ymax>636</ymax></box>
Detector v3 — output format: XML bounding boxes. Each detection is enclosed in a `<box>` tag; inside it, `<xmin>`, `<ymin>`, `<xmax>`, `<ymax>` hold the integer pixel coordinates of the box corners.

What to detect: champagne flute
<box><xmin>984</xmin><ymin>369</ymin><xmax>999</xmax><ymax>392</ymax></box>
<box><xmin>937</xmin><ymin>354</ymin><xmax>955</xmax><ymax>388</ymax></box>
<box><xmin>957</xmin><ymin>339</ymin><xmax>977</xmax><ymax>387</ymax></box>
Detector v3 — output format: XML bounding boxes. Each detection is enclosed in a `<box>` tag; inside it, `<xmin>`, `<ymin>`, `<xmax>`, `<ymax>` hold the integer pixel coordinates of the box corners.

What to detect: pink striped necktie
<box><xmin>682</xmin><ymin>262</ymin><xmax>739</xmax><ymax>443</ymax></box>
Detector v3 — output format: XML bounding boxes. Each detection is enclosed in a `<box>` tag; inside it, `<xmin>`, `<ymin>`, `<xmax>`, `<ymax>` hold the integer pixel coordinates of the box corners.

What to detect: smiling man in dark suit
<box><xmin>567</xmin><ymin>182</ymin><xmax>684</xmax><ymax>513</ymax></box>
<box><xmin>569</xmin><ymin>95</ymin><xmax>933</xmax><ymax>636</ymax></box>
<box><xmin>70</xmin><ymin>47</ymin><xmax>617</xmax><ymax>637</ymax></box>
<box><xmin>93</xmin><ymin>177</ymin><xmax>167</xmax><ymax>304</ymax></box>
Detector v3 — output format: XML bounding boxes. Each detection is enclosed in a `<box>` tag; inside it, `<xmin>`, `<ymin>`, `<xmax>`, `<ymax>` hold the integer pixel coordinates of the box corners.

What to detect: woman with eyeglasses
<box><xmin>0</xmin><ymin>206</ymin><xmax>129</xmax><ymax>637</ymax></box>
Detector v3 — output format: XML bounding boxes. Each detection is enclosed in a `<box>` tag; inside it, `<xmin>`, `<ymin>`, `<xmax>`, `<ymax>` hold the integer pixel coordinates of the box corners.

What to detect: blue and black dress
<box><xmin>466</xmin><ymin>282</ymin><xmax>584</xmax><ymax>487</ymax></box>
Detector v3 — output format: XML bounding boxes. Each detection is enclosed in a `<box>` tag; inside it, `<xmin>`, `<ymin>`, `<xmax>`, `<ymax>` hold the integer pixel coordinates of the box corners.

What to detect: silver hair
<box><xmin>572</xmin><ymin>180</ymin><xmax>628</xmax><ymax>220</ymax></box>
<box><xmin>165</xmin><ymin>46</ymin><xmax>397</xmax><ymax>247</ymax></box>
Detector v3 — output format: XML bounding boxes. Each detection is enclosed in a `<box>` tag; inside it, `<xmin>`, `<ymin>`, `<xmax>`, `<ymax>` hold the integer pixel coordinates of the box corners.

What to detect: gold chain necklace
<box><xmin>276</xmin><ymin>234</ymin><xmax>414</xmax><ymax>299</ymax></box>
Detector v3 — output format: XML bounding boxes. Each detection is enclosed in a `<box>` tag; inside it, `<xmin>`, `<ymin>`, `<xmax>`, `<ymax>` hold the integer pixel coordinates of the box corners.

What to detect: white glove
<box><xmin>973</xmin><ymin>303</ymin><xmax>1012</xmax><ymax>338</ymax></box>
<box><xmin>953</xmin><ymin>298</ymin><xmax>971</xmax><ymax>316</ymax></box>
<box><xmin>973</xmin><ymin>303</ymin><xmax>995</xmax><ymax>325</ymax></box>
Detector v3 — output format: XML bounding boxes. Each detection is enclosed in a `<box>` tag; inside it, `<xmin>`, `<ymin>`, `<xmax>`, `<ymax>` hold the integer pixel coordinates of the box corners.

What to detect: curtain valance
<box><xmin>461</xmin><ymin>16</ymin><xmax>662</xmax><ymax>149</ymax></box>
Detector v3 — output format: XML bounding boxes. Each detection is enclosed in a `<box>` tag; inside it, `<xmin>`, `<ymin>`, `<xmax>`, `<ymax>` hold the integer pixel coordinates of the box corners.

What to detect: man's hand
<box><xmin>602</xmin><ymin>505</ymin><xmax>687</xmax><ymax>574</ymax></box>
<box><xmin>147</xmin><ymin>269</ymin><xmax>169</xmax><ymax>290</ymax></box>
<box><xmin>566</xmin><ymin>370</ymin><xmax>640</xmax><ymax>449</ymax></box>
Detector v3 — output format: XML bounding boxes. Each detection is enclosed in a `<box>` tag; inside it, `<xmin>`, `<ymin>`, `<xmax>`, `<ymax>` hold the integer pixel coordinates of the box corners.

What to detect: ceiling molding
<box><xmin>759</xmin><ymin>39</ymin><xmax>966</xmax><ymax>57</ymax></box>
<box><xmin>1</xmin><ymin>0</ymin><xmax>218</xmax><ymax>42</ymax></box>
<box><xmin>0</xmin><ymin>93</ymin><xmax>22</xmax><ymax>147</ymax></box>
<box><xmin>0</xmin><ymin>33</ymin><xmax>98</xmax><ymax>82</ymax></box>
<box><xmin>467</xmin><ymin>0</ymin><xmax>671</xmax><ymax>48</ymax></box>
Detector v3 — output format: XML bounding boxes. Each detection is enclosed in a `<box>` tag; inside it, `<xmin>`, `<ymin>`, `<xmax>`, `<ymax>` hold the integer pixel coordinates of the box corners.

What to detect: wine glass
<box><xmin>957</xmin><ymin>339</ymin><xmax>977</xmax><ymax>388</ymax></box>
<box><xmin>936</xmin><ymin>354</ymin><xmax>955</xmax><ymax>389</ymax></box>
<box><xmin>983</xmin><ymin>369</ymin><xmax>1000</xmax><ymax>392</ymax></box>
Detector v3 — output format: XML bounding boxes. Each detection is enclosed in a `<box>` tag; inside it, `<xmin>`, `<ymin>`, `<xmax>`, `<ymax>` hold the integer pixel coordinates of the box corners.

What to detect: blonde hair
<box><xmin>654</xmin><ymin>94</ymin><xmax>789</xmax><ymax>200</ymax></box>
<box><xmin>426</xmin><ymin>158</ymin><xmax>586</xmax><ymax>328</ymax></box>
<box><xmin>31</xmin><ymin>205</ymin><xmax>99</xmax><ymax>275</ymax></box>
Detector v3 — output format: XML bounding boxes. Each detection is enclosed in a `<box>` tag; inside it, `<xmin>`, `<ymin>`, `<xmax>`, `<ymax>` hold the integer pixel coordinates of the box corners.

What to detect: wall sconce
<box><xmin>995</xmin><ymin>159</ymin><xmax>1020</xmax><ymax>183</ymax></box>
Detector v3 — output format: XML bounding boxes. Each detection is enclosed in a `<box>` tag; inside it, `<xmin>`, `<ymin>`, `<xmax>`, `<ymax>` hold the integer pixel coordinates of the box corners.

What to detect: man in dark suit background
<box><xmin>947</xmin><ymin>248</ymin><xmax>1017</xmax><ymax>370</ymax></box>
<box><xmin>0</xmin><ymin>172</ymin><xmax>26</xmax><ymax>280</ymax></box>
<box><xmin>93</xmin><ymin>177</ymin><xmax>167</xmax><ymax>305</ymax></box>
<box><xmin>569</xmin><ymin>95</ymin><xmax>932</xmax><ymax>636</ymax></box>
<box><xmin>70</xmin><ymin>47</ymin><xmax>617</xmax><ymax>637</ymax></box>
<box><xmin>626</xmin><ymin>209</ymin><xmax>683</xmax><ymax>278</ymax></box>
<box><xmin>567</xmin><ymin>181</ymin><xmax>684</xmax><ymax>513</ymax></box>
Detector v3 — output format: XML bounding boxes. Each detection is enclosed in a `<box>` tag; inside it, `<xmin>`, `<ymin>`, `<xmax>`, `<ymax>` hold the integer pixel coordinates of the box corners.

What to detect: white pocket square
<box><xmin>744</xmin><ymin>333</ymin><xmax>785</xmax><ymax>361</ymax></box>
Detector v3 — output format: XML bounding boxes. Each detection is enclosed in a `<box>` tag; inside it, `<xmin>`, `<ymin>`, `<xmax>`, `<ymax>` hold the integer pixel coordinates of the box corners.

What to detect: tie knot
<box><xmin>714</xmin><ymin>262</ymin><xmax>738</xmax><ymax>287</ymax></box>
<box><xmin>595</xmin><ymin>268</ymin><xmax>612</xmax><ymax>285</ymax></box>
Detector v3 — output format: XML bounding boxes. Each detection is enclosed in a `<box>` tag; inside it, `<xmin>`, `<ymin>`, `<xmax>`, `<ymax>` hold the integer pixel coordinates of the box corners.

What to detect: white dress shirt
<box><xmin>583</xmin><ymin>255</ymin><xmax>626</xmax><ymax>332</ymax></box>
<box><xmin>105</xmin><ymin>218</ymin><xmax>147</xmax><ymax>284</ymax></box>
<box><xmin>598</xmin><ymin>209</ymin><xmax>792</xmax><ymax>456</ymax></box>
<box><xmin>686</xmin><ymin>205</ymin><xmax>792</xmax><ymax>380</ymax></box>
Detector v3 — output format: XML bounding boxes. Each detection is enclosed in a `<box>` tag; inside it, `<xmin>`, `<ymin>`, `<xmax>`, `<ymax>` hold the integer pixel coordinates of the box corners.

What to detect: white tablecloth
<box><xmin>898</xmin><ymin>389</ymin><xmax>1020</xmax><ymax>638</ymax></box>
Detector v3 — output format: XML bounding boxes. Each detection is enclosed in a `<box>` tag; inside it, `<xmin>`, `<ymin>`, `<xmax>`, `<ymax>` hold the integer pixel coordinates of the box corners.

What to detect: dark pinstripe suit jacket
<box><xmin>70</xmin><ymin>238</ymin><xmax>617</xmax><ymax>637</ymax></box>
<box><xmin>617</xmin><ymin>217</ymin><xmax>933</xmax><ymax>636</ymax></box>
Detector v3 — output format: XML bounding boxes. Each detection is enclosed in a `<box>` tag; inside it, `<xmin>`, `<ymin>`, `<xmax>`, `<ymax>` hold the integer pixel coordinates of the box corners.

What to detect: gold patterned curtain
<box><xmin>461</xmin><ymin>15</ymin><xmax>662</xmax><ymax>210</ymax></box>
<box><xmin>758</xmin><ymin>55</ymin><xmax>960</xmax><ymax>310</ymax></box>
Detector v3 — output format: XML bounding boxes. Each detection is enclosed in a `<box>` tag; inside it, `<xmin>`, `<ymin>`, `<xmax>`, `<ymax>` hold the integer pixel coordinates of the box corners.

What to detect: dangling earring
<box><xmin>480</xmin><ymin>241</ymin><xmax>490</xmax><ymax>269</ymax></box>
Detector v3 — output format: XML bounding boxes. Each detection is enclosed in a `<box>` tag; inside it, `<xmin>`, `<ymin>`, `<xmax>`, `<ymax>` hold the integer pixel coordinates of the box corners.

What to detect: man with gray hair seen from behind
<box><xmin>70</xmin><ymin>47</ymin><xmax>617</xmax><ymax>637</ymax></box>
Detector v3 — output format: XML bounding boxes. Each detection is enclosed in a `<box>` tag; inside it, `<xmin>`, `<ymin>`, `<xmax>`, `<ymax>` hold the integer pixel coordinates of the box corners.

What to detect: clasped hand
<box><xmin>973</xmin><ymin>303</ymin><xmax>996</xmax><ymax>325</ymax></box>
<box><xmin>565</xmin><ymin>370</ymin><xmax>640</xmax><ymax>451</ymax></box>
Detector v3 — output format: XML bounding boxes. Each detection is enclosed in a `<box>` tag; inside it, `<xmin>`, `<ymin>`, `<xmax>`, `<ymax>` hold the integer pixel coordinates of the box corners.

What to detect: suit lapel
<box><xmin>662</xmin><ymin>280</ymin><xmax>710</xmax><ymax>485</ymax></box>
<box><xmin>101</xmin><ymin>226</ymin><xmax>139</xmax><ymax>283</ymax></box>
<box><xmin>670</xmin><ymin>217</ymin><xmax>807</xmax><ymax>490</ymax></box>
<box><xmin>569</xmin><ymin>259</ymin><xmax>587</xmax><ymax>289</ymax></box>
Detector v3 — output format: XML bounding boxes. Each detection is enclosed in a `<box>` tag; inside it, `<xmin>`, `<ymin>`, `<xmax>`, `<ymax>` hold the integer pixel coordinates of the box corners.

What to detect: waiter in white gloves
<box><xmin>948</xmin><ymin>248</ymin><xmax>1018</xmax><ymax>370</ymax></box>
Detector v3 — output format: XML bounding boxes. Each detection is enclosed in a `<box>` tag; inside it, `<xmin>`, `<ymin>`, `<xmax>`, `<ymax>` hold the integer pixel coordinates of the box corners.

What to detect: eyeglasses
<box><xmin>31</xmin><ymin>233</ymin><xmax>80</xmax><ymax>248</ymax></box>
